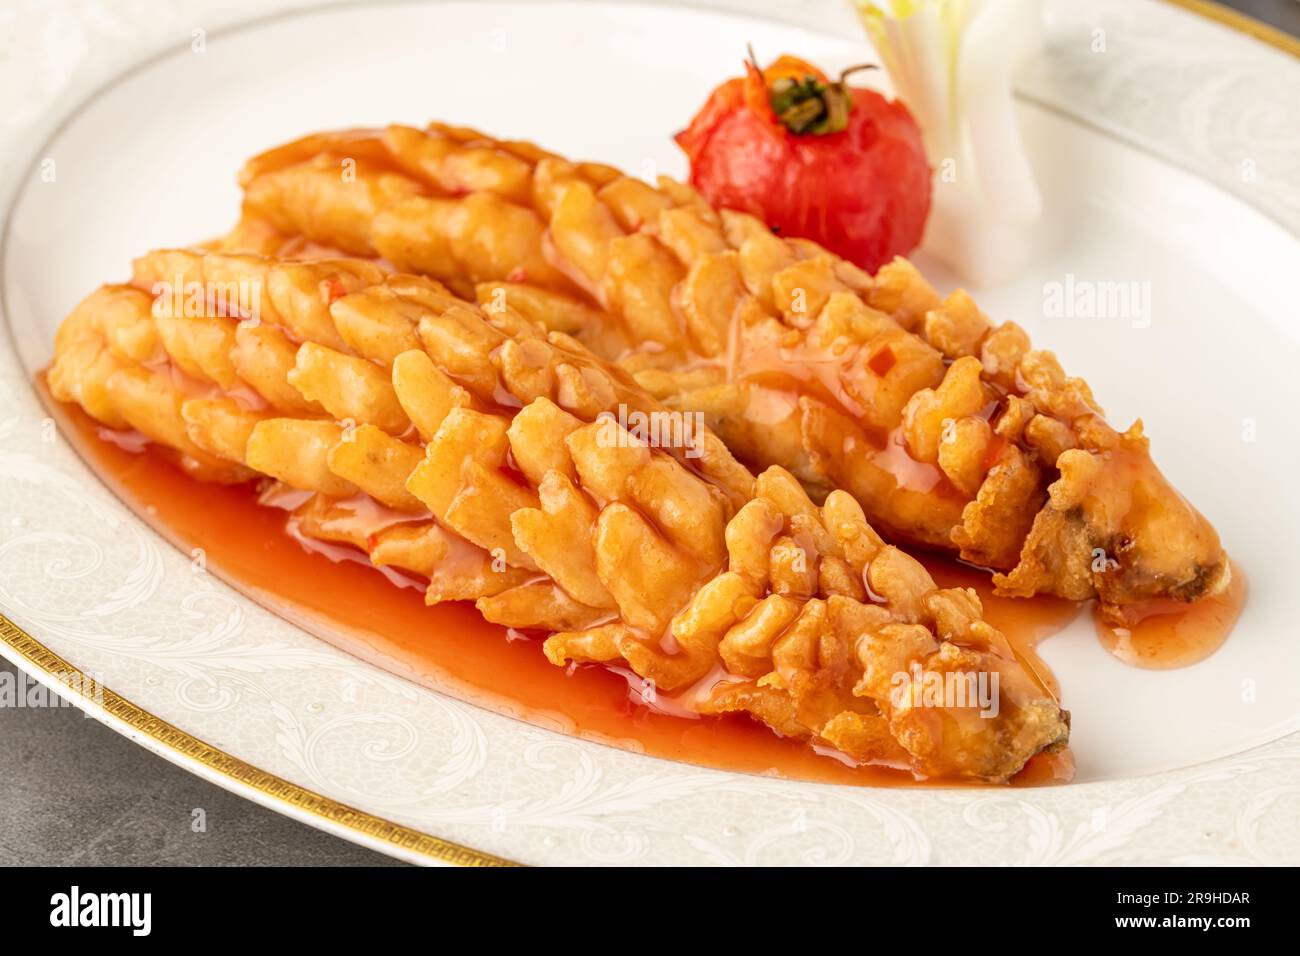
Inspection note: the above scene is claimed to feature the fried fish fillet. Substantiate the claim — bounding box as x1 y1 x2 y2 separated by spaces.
229 123 1230 618
48 249 1067 781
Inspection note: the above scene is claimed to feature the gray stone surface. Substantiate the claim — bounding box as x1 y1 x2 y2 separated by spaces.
0 658 402 866
1230 0 1300 36
0 0 1292 868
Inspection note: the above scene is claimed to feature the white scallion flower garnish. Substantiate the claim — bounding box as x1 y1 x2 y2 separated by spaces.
851 0 1045 285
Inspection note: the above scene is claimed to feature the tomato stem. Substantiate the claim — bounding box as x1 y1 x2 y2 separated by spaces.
768 63 878 136
838 63 879 84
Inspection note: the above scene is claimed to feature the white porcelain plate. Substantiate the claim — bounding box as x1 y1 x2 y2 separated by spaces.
2 0 1299 865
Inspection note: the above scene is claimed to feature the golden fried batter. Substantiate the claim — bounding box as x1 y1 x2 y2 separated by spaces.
226 123 1228 615
49 249 1066 781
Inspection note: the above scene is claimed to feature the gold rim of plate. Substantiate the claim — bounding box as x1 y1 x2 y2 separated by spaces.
0 615 518 867
1163 0 1300 58
0 0 1292 869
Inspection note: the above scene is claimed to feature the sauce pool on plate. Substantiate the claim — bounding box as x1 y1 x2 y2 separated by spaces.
40 381 1242 787
1092 568 1247 669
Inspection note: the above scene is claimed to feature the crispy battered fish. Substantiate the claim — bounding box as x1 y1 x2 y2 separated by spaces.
49 251 1067 781
229 123 1229 617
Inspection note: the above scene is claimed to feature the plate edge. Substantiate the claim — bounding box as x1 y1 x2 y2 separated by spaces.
1162 0 1300 59
0 612 521 868
0 0 1293 867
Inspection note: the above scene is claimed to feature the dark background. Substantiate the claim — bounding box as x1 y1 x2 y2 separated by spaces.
1 0 1294 867
1228 0 1300 34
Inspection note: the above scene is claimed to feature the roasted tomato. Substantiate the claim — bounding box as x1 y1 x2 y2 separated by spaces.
676 54 931 273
